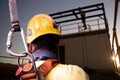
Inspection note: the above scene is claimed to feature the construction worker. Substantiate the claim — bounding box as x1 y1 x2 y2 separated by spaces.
21 13 89 80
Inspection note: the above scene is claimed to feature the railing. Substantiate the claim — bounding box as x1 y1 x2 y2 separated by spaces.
59 18 106 35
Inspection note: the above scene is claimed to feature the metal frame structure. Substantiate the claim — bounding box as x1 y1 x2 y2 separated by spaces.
49 3 108 30
112 0 120 75
49 3 112 67
50 2 120 75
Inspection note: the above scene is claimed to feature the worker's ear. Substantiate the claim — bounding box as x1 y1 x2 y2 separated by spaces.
28 44 34 53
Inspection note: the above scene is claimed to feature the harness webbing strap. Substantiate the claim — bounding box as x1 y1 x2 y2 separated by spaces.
38 59 60 76
21 59 60 79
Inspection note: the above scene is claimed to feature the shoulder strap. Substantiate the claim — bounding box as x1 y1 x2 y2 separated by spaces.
20 59 60 76
37 59 60 76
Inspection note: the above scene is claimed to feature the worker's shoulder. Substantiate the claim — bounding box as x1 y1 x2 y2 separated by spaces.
53 64 86 73
46 64 89 80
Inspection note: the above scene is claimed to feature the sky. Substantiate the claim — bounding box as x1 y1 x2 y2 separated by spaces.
0 0 120 64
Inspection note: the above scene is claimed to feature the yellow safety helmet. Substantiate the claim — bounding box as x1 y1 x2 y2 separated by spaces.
26 14 60 44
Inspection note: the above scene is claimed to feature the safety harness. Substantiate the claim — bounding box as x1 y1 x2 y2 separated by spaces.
22 59 60 78
16 50 60 79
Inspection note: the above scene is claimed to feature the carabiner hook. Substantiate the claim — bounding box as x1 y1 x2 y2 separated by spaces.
6 28 27 57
